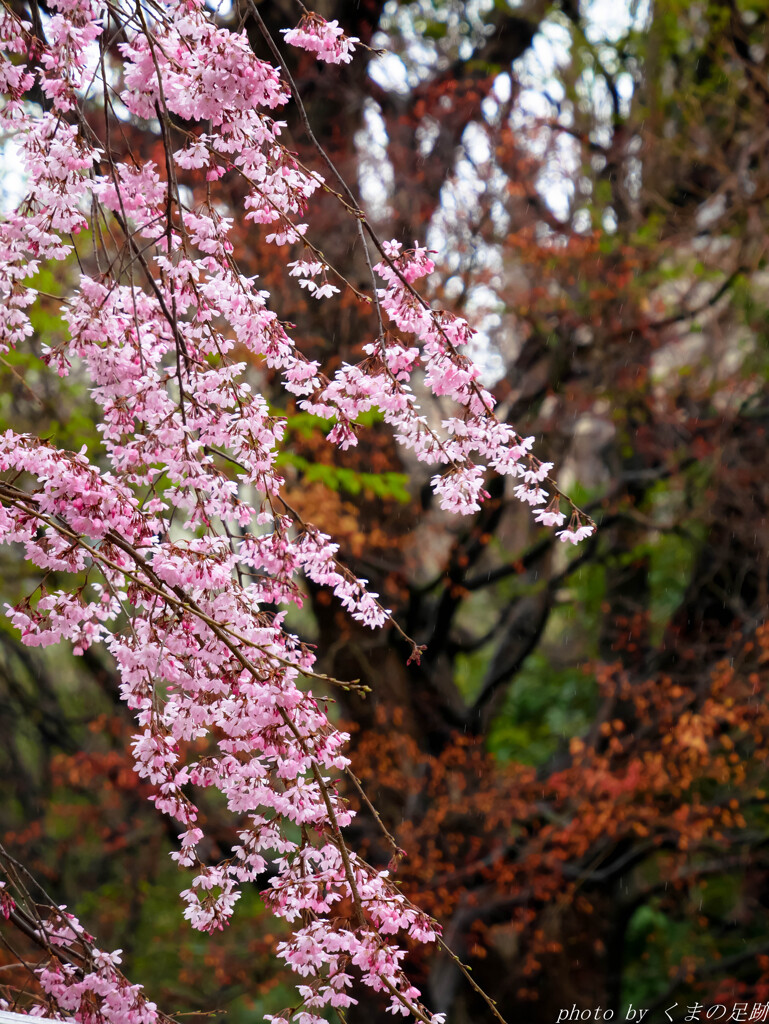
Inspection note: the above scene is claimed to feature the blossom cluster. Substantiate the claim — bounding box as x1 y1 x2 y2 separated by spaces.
0 896 161 1024
282 13 359 65
0 0 593 1021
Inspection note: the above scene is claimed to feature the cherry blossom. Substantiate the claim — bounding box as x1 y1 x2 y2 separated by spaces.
0 0 595 1021
282 12 359 65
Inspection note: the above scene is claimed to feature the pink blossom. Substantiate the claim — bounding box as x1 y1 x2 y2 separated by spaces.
282 14 359 65
558 524 596 544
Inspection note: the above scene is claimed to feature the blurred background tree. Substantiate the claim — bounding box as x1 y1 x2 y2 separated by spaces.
3 0 769 1021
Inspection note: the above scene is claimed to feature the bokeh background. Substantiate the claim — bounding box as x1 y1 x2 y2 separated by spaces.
3 0 769 1021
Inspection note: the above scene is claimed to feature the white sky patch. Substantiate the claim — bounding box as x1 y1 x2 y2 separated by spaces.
493 73 512 105
207 0 234 17
0 137 26 213
368 52 412 95
356 99 395 221
462 122 492 165
585 0 651 42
